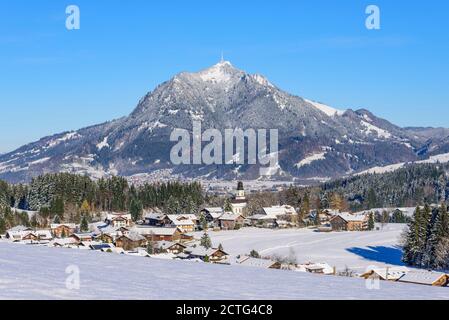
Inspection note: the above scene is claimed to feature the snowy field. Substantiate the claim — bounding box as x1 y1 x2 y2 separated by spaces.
202 224 407 272
1 241 449 300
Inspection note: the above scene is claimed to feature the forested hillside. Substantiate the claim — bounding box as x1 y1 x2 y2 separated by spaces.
321 163 449 211
0 173 204 231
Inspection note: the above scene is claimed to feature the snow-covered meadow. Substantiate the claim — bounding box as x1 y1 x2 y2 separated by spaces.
1 240 449 300
202 224 407 272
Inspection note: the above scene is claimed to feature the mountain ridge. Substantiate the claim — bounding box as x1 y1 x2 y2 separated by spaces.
1 60 448 184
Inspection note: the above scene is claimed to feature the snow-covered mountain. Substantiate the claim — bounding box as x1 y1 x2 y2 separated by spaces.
1 60 448 183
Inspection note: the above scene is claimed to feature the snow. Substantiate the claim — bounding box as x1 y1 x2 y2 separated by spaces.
47 132 81 148
96 137 109 150
304 99 345 117
1 241 448 300
29 157 51 165
198 61 233 83
357 152 449 175
360 120 392 139
295 152 326 168
357 162 406 175
202 225 408 272
252 74 273 87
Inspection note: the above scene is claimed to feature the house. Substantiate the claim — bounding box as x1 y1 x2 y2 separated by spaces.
309 209 340 224
165 215 196 233
249 205 297 228
132 226 183 242
230 181 247 215
19 229 53 242
115 232 147 250
296 263 335 275
219 213 245 230
105 212 132 228
70 233 94 242
5 226 33 241
397 271 449 287
89 243 115 251
360 267 409 281
236 256 281 269
144 212 166 227
249 214 278 228
48 237 79 248
50 224 77 238
199 207 224 228
21 232 39 242
329 213 368 231
154 241 187 254
184 247 229 263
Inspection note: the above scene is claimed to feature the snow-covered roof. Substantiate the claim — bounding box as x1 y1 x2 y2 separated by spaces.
50 223 76 229
35 230 52 239
249 214 277 221
237 256 279 269
202 207 224 219
398 271 448 285
133 226 179 236
334 213 367 223
166 215 196 226
119 232 146 242
7 225 32 233
105 212 131 221
262 205 296 218
144 212 165 220
185 247 228 257
361 267 409 281
219 213 242 221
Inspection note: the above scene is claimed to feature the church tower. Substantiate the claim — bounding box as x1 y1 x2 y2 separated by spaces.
230 181 247 215
236 181 245 200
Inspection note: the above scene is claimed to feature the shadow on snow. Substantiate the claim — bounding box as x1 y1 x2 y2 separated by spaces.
346 246 404 266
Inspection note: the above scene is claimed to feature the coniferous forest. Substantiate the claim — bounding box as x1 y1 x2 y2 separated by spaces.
0 173 204 231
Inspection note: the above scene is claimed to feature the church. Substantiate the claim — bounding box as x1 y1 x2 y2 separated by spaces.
230 181 247 215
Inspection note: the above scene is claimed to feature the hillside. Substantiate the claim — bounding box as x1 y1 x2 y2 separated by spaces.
1 242 448 300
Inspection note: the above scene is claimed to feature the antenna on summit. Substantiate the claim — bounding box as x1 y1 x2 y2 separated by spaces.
220 51 224 63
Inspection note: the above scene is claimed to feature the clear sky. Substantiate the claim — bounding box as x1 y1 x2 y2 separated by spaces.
1 0 448 153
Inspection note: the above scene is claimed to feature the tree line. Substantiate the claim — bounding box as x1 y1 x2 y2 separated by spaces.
0 173 204 230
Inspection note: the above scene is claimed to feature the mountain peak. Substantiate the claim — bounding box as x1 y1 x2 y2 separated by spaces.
197 60 244 84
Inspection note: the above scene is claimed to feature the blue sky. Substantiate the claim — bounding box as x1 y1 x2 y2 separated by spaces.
0 0 448 153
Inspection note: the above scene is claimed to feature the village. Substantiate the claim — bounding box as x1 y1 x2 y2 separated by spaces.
1 181 449 289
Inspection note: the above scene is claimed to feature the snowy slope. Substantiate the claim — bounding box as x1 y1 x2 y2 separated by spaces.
202 225 407 272
0 241 448 300
358 152 449 175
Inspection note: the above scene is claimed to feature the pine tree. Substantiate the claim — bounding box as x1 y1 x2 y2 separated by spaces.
249 249 260 258
402 206 425 266
146 240 155 255
330 193 343 212
200 233 212 249
368 212 375 231
0 215 6 234
223 199 233 212
53 214 61 224
80 215 89 232
199 214 208 231
129 198 143 222
423 204 449 269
